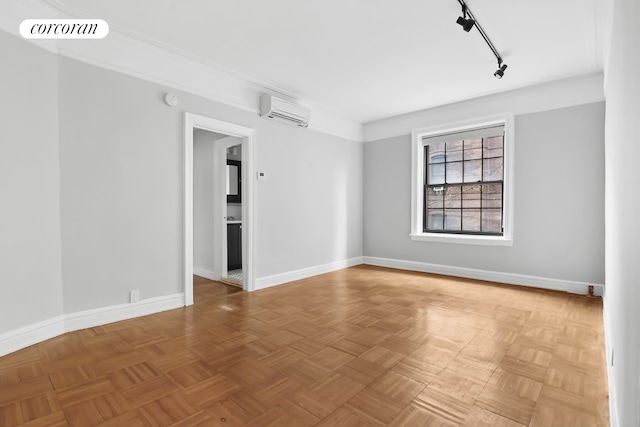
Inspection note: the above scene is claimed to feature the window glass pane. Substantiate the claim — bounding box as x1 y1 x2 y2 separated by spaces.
462 185 481 208
444 209 461 230
464 159 482 183
462 209 481 232
428 143 445 163
426 187 444 208
483 157 503 181
463 139 482 160
482 209 502 233
427 211 444 230
446 162 463 183
483 136 503 158
422 124 506 237
444 186 461 208
446 141 463 162
428 163 445 185
482 183 502 209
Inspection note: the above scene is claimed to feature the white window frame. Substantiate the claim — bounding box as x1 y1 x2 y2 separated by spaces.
410 113 514 246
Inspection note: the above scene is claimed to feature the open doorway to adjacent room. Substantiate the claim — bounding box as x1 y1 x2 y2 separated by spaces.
184 113 255 306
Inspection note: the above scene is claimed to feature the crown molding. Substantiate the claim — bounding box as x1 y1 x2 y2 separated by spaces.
1 0 363 141
363 72 605 142
0 0 62 52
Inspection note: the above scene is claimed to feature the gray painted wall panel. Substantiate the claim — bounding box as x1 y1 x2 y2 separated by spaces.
364 102 605 285
57 56 362 312
0 32 64 333
59 58 184 312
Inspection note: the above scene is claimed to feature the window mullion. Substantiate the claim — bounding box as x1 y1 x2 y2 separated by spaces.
424 145 428 232
413 117 510 242
461 140 465 232
421 128 505 237
480 137 485 233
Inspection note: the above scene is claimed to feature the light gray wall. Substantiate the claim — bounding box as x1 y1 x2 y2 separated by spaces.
603 0 640 424
58 58 184 312
256 121 363 277
0 32 64 333
193 130 216 275
57 55 362 312
364 102 605 285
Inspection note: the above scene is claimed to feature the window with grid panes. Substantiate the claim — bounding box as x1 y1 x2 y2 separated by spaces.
424 125 504 235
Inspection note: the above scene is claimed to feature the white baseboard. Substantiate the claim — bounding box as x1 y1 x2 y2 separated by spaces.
363 256 604 296
1 257 605 358
0 315 66 358
0 294 184 357
193 267 217 281
255 257 364 291
64 293 185 333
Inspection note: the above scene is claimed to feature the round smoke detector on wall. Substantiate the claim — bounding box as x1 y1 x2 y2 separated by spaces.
164 93 178 107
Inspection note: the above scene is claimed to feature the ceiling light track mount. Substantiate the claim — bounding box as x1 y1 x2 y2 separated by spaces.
455 0 508 79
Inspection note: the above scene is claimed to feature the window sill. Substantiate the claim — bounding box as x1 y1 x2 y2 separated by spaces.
410 233 513 247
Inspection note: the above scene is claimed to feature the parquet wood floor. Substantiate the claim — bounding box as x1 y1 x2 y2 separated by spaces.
193 276 242 304
0 266 609 426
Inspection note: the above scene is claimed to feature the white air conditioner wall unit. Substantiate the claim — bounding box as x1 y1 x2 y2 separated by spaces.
260 94 310 128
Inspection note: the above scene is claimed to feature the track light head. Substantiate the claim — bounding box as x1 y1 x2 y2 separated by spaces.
456 16 475 32
494 63 508 79
456 0 508 79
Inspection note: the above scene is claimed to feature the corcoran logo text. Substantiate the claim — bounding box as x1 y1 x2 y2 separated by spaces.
20 19 109 39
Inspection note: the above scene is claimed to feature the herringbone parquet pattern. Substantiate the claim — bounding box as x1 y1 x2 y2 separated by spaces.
0 266 609 426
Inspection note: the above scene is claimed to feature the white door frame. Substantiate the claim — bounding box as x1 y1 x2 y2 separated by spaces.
184 112 256 306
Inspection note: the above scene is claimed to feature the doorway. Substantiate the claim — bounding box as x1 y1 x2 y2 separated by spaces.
224 143 243 287
184 113 255 306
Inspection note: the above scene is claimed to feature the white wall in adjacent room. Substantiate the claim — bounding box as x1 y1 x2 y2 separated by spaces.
193 129 217 277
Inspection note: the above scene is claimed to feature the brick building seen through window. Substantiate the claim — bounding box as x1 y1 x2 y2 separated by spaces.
424 128 504 235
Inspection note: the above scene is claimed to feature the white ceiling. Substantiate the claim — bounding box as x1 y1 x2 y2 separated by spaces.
47 0 604 124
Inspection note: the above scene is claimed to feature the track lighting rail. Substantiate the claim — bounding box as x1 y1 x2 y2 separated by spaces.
455 0 508 78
